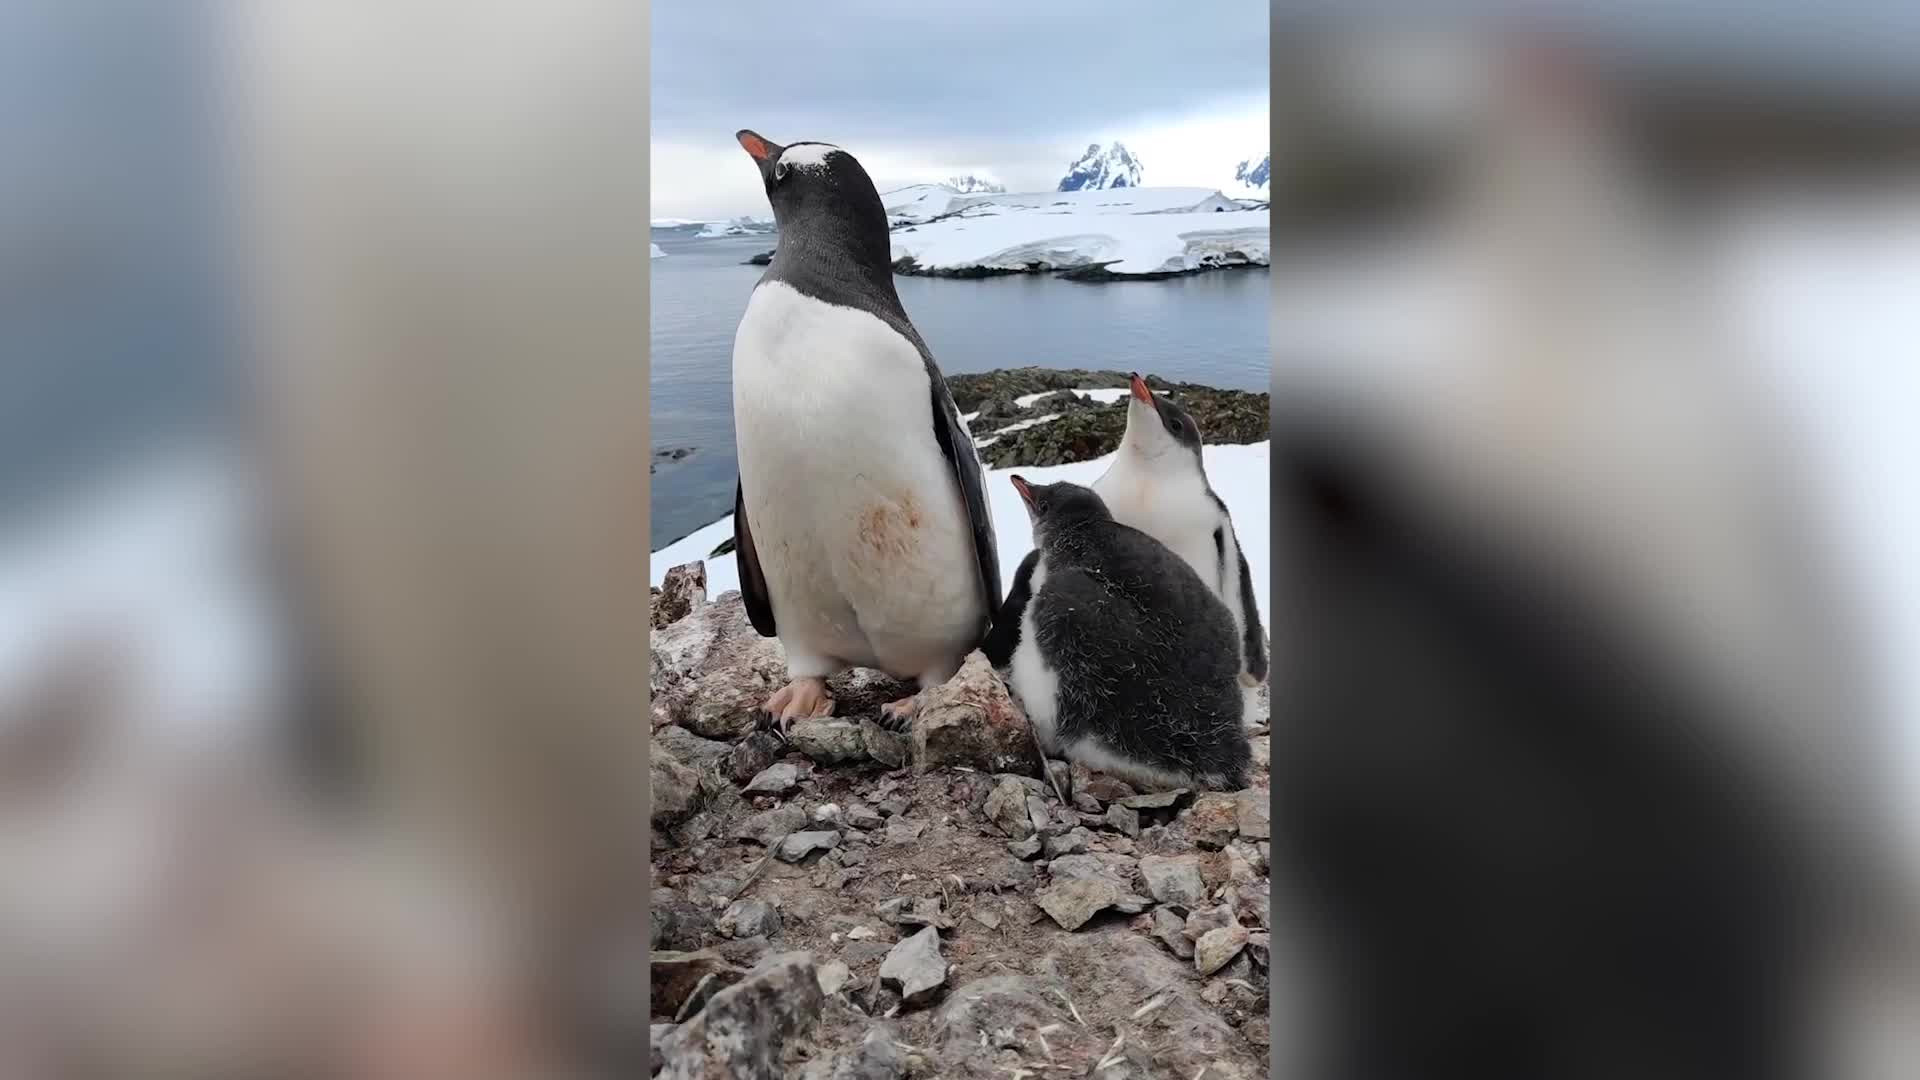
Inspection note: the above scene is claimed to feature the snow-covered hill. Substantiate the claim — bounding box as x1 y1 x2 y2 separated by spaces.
887 185 1265 278
947 175 1005 194
1057 142 1144 191
696 215 775 238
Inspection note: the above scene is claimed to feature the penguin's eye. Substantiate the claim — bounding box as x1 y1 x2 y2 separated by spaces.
773 160 790 183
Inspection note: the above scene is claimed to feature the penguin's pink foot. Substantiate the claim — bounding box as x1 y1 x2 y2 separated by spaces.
761 678 834 737
877 693 922 733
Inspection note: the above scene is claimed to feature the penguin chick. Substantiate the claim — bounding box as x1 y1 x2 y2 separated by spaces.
983 476 1250 791
1092 373 1267 686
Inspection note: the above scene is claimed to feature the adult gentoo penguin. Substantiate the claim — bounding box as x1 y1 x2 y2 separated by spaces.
983 476 1248 791
728 129 1001 730
1092 373 1267 686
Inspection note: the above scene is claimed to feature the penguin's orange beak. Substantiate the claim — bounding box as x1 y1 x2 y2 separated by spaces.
736 129 779 164
1010 475 1035 509
1129 372 1153 403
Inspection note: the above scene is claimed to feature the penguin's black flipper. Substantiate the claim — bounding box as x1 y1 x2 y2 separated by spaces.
927 375 1003 634
734 480 776 637
1233 526 1268 683
982 550 1040 668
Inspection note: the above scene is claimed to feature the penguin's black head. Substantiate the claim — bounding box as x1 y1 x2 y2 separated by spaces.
1011 476 1112 533
1122 372 1205 466
735 129 889 252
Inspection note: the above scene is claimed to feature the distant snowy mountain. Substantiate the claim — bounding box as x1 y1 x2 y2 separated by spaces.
947 175 1005 194
1057 143 1143 191
1233 152 1270 191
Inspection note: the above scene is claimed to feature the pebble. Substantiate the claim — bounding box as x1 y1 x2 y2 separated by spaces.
744 762 803 796
1151 907 1195 958
776 831 841 863
1137 853 1209 907
879 926 948 1004
1041 826 1092 858
1195 925 1250 975
1007 835 1043 860
717 898 782 939
844 802 885 830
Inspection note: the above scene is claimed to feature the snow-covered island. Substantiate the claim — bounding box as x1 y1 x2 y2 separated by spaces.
884 184 1268 280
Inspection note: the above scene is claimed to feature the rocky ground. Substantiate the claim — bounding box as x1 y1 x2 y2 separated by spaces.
649 563 1274 1079
948 368 1268 469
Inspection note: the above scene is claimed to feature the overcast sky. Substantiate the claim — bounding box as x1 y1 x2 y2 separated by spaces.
651 0 1269 220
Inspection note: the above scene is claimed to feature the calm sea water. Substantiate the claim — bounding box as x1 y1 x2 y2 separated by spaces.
648 230 1271 547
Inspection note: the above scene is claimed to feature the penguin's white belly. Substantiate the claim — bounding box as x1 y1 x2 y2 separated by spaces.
1007 561 1058 749
1093 473 1227 594
733 281 985 678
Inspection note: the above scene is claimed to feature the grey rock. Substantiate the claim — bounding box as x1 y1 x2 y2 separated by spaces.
1194 924 1249 975
1117 788 1188 811
653 561 707 627
1137 854 1209 907
972 906 1002 929
788 718 869 765
1236 787 1270 839
1082 773 1139 803
816 959 853 996
807 1025 907 1080
983 776 1034 840
654 726 732 772
1183 903 1237 941
1046 852 1138 887
812 803 842 825
1035 876 1127 930
1151 907 1195 958
879 926 948 1004
650 742 704 826
1025 795 1052 836
885 818 927 844
649 949 744 1019
1185 792 1240 848
877 798 908 818
1103 803 1140 837
1044 758 1073 800
744 761 803 796
734 804 807 846
1008 835 1043 860
650 592 788 739
844 802 885 830
861 719 911 768
1072 792 1105 815
718 898 782 939
776 830 841 863
726 730 783 785
912 653 1036 775
1042 826 1092 858
655 952 822 1079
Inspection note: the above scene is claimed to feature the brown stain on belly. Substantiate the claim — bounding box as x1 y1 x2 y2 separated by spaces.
858 494 924 564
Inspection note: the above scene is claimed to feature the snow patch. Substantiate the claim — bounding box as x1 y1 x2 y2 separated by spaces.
893 208 1268 277
650 243 667 259
1013 388 1132 408
779 143 840 170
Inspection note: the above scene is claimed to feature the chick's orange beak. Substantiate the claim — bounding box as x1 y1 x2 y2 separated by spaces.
1010 475 1034 507
1129 372 1153 403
